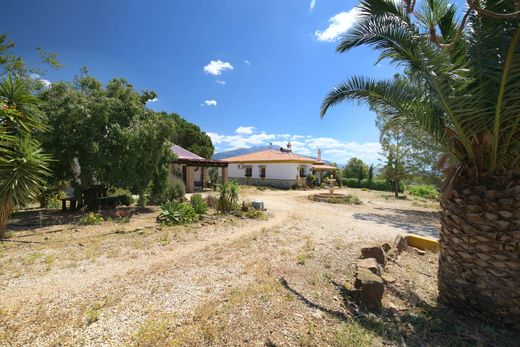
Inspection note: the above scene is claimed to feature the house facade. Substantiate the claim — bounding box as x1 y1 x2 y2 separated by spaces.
221 144 337 189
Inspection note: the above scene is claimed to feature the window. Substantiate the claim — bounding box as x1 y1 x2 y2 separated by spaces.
299 167 306 178
245 167 252 177
259 166 266 178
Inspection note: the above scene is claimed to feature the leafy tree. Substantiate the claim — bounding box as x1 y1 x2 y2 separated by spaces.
321 0 520 324
342 157 369 180
160 112 214 159
0 75 50 235
39 73 174 201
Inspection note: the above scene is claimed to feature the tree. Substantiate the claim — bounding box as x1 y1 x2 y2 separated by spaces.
160 112 214 159
342 157 369 180
0 75 50 235
39 73 174 202
321 0 520 326
380 138 406 198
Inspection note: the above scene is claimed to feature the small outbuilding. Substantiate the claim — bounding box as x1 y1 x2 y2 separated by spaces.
170 145 228 193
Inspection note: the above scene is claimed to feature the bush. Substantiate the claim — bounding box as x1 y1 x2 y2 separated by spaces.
116 194 134 206
306 174 317 187
190 194 208 215
205 194 218 209
341 178 404 193
78 212 104 225
158 201 199 225
149 179 186 204
217 182 239 213
408 184 439 199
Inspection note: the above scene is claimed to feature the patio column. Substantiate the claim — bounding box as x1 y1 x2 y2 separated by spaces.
221 167 228 183
186 166 195 193
201 167 205 189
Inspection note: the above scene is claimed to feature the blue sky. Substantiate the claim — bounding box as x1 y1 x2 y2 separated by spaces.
4 0 407 163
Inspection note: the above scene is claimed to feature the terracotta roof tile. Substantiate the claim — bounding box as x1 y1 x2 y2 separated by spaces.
222 149 316 163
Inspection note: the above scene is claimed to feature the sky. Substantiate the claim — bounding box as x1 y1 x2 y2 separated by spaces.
4 0 407 164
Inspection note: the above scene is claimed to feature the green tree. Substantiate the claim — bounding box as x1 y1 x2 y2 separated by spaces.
39 73 174 201
0 75 50 235
342 157 369 180
321 0 520 324
161 112 214 159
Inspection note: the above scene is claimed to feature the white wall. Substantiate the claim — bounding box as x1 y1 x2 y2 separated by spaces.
227 163 313 180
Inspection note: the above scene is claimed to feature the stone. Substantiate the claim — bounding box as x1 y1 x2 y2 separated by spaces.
355 268 384 310
394 235 408 254
495 220 511 231
381 243 392 252
381 273 396 284
499 211 513 219
485 213 498 221
499 198 514 207
485 190 498 199
361 246 387 267
356 258 381 276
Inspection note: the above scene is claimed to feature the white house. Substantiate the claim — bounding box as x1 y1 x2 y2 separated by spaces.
220 143 337 189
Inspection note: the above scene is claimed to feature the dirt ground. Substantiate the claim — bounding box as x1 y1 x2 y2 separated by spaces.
0 187 518 346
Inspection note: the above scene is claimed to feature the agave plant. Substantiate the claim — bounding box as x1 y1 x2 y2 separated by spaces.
321 0 520 326
0 75 51 236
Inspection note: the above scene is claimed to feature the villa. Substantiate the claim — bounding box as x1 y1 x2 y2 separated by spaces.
221 143 337 189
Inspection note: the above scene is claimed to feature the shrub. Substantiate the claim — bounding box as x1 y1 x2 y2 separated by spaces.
78 212 104 225
408 184 439 200
190 194 208 215
149 179 186 204
217 182 239 213
245 209 267 220
341 178 404 193
205 194 218 209
116 194 134 206
158 201 199 225
306 174 317 187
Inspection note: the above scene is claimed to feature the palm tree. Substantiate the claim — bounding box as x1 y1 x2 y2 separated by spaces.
321 0 520 327
0 75 50 237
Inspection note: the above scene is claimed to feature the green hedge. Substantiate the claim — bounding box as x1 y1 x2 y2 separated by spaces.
341 178 404 193
407 184 439 199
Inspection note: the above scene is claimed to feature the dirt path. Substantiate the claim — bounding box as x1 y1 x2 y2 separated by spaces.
0 188 440 346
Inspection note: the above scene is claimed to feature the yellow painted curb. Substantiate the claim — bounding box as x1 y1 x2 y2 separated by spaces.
405 234 440 251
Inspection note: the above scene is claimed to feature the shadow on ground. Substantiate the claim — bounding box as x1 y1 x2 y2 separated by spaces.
352 208 440 238
279 277 519 346
6 206 155 233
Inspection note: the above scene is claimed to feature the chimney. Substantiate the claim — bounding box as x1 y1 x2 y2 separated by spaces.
317 149 322 161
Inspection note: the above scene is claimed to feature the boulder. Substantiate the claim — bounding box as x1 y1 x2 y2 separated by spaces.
361 246 387 267
356 258 380 276
355 268 384 310
393 235 408 254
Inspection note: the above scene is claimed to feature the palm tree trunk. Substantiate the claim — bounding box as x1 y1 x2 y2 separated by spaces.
0 201 14 239
438 172 520 329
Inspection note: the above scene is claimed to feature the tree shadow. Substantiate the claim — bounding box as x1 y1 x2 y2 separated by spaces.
352 208 440 238
6 206 155 233
279 277 519 346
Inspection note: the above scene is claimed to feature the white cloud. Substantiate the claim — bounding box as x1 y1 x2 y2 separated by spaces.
148 97 158 103
203 60 234 75
309 0 316 12
216 80 226 85
235 126 255 135
244 59 251 66
30 73 51 88
203 99 218 106
208 127 382 164
315 7 361 42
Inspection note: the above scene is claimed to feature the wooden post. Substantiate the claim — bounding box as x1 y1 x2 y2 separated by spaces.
222 167 228 183
186 166 195 193
201 167 205 190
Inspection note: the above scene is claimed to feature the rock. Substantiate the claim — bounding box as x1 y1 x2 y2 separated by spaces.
499 198 514 207
495 220 510 231
356 258 381 276
394 235 408 254
355 268 384 310
361 246 387 267
416 249 426 256
381 243 392 252
381 273 396 284
499 211 513 219
485 212 498 221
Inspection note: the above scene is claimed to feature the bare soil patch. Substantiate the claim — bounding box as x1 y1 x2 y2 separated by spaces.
0 187 517 346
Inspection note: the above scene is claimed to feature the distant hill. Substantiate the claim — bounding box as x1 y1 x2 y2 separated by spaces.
213 146 343 167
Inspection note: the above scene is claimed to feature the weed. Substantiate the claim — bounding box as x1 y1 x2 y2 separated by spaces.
158 201 199 225
297 254 307 265
133 314 175 345
78 212 104 226
158 232 171 246
335 318 375 346
24 252 43 265
85 302 103 325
